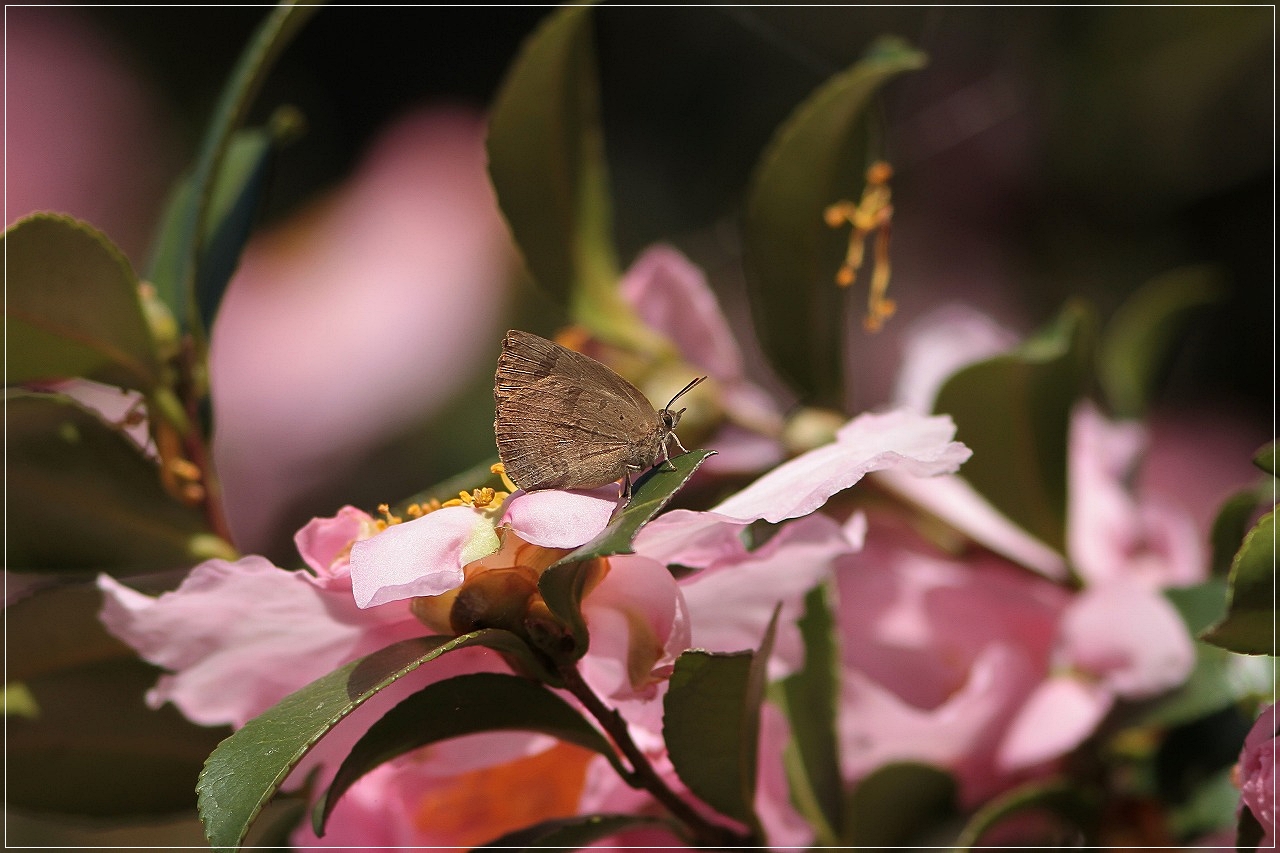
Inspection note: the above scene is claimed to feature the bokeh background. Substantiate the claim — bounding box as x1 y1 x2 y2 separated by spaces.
5 5 1272 845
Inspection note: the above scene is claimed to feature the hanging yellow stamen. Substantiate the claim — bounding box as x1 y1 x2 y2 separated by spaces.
824 160 897 332
492 462 519 494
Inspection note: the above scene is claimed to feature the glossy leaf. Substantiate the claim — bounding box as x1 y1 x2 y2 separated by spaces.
6 657 230 817
4 214 160 391
1098 266 1224 419
317 672 622 833
149 2 317 336
477 813 672 849
664 608 778 833
5 391 219 574
1210 487 1267 576
1254 441 1276 476
148 116 301 332
197 630 534 853
1201 509 1275 655
777 584 842 844
551 449 716 569
934 301 1094 551
841 762 956 847
5 583 133 683
952 780 1099 849
744 37 926 406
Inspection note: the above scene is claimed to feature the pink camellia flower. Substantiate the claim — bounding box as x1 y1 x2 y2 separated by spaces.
210 107 517 554
1237 703 1277 847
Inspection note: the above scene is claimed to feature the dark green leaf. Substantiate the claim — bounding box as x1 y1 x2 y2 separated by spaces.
1211 487 1268 576
663 608 778 833
148 114 303 331
148 3 317 336
934 301 1095 551
744 37 926 406
317 673 622 833
1201 510 1275 655
952 780 1099 849
1254 441 1276 476
4 583 133 683
477 813 673 849
488 5 638 344
196 630 532 853
5 391 222 574
1166 766 1240 840
841 762 956 847
777 584 842 844
4 214 160 391
551 450 716 569
1098 266 1225 419
5 657 230 818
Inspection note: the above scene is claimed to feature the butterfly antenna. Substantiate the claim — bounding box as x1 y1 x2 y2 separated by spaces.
664 375 707 410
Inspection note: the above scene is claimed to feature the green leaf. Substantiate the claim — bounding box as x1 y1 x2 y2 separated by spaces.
1254 441 1276 477
934 301 1095 551
149 3 317 337
4 583 133 683
489 4 649 348
841 762 956 846
4 214 160 391
1211 487 1268 576
196 630 533 853
148 113 303 332
952 780 1099 849
6 657 230 817
551 449 716 569
776 584 843 844
539 450 716 662
1201 510 1275 655
5 391 221 574
316 673 623 834
663 608 778 834
1167 765 1240 840
477 813 673 849
1098 266 1225 419
744 37 927 406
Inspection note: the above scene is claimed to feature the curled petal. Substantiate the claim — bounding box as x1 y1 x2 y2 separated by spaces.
997 676 1113 772
295 505 378 588
893 304 1019 414
712 410 971 524
349 506 498 608
1059 580 1195 699
632 508 750 569
501 487 618 549
1239 704 1277 845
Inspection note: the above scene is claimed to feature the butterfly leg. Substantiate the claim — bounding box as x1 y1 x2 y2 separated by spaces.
622 465 643 505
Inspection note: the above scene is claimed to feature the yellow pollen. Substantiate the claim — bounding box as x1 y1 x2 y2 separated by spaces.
825 160 897 332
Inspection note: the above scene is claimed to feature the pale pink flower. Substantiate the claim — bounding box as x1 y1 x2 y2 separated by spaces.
1238 704 1277 847
210 107 517 553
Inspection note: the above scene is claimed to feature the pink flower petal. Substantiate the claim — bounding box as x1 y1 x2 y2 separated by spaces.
97 557 423 728
1059 580 1195 699
632 508 750 569
295 505 378 588
681 513 854 679
873 469 1068 580
1239 704 1277 845
996 676 1113 772
349 506 498 608
500 487 619 549
893 304 1019 414
619 244 746 381
711 410 970 524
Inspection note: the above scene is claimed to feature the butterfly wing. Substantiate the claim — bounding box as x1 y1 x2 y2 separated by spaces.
495 331 662 490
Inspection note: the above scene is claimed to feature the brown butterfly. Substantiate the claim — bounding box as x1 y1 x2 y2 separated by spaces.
494 330 705 499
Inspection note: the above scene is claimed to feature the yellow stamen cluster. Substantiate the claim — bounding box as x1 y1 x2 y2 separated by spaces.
373 465 516 530
824 160 897 332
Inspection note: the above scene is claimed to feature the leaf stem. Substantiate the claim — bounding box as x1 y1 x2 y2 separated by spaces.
557 662 752 847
